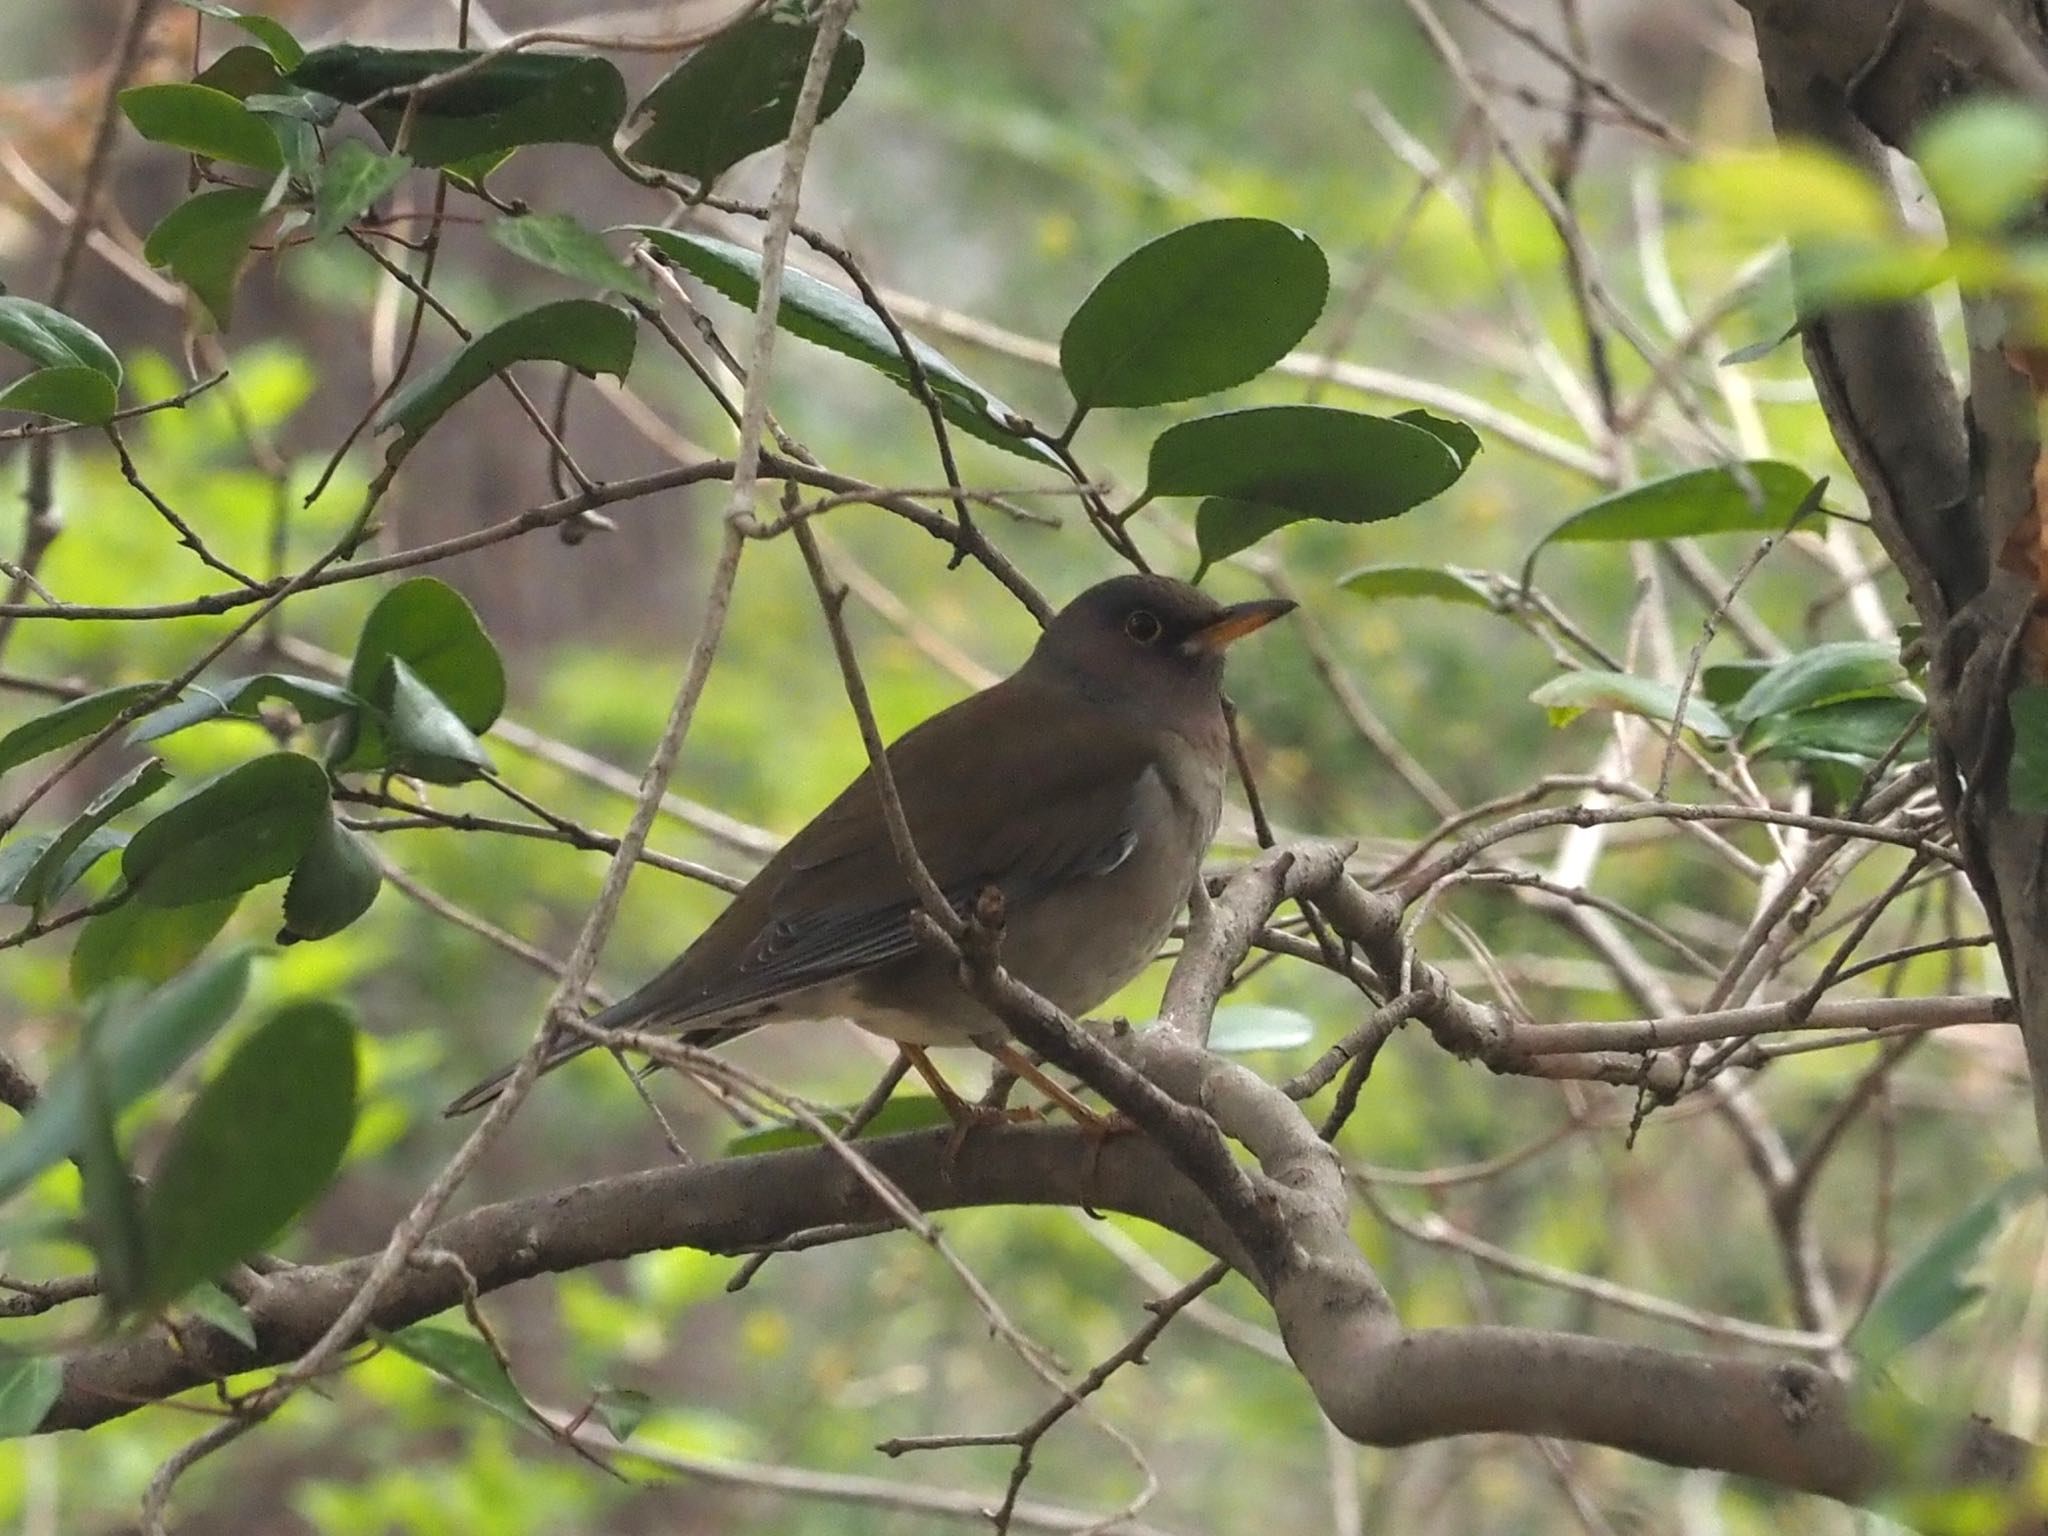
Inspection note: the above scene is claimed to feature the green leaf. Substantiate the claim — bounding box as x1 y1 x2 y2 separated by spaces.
374 657 495 784
337 577 505 766
194 44 286 101
179 1279 257 1348
122 753 330 907
311 140 411 240
1731 641 1911 726
289 46 628 168
1699 661 1775 710
0 951 251 1205
632 227 1052 463
1059 219 1328 411
0 366 119 425
76 1006 145 1314
1857 1169 2043 1365
490 213 654 302
142 187 268 329
0 1357 61 1439
1534 461 1819 557
1146 406 1465 573
379 1320 532 1426
175 0 306 68
624 5 864 184
2009 684 2048 813
1529 671 1732 740
1337 563 1496 608
375 299 634 460
281 811 380 941
593 1385 652 1442
0 296 121 383
1747 696 1927 767
724 1095 954 1157
138 1001 357 1309
1394 408 1482 469
119 83 282 172
1208 1004 1315 1053
0 682 164 776
1915 99 2048 232
71 896 240 999
0 835 56 904
12 758 171 913
131 672 363 745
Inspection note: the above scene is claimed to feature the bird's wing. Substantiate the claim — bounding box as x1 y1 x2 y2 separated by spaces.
597 679 1163 1030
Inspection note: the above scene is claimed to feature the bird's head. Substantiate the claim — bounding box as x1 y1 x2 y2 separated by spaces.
1024 574 1295 714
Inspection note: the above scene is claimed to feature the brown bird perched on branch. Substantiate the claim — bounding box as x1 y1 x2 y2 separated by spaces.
446 574 1294 1122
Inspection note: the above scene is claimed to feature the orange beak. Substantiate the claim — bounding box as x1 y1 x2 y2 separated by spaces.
1184 598 1297 654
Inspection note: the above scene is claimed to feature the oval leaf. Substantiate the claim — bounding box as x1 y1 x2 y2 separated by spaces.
1529 671 1731 741
0 366 120 426
281 811 380 941
376 298 634 459
289 46 627 168
0 1357 61 1440
490 213 654 302
139 1000 358 1309
142 187 269 330
1060 219 1328 410
1337 563 1497 608
118 83 283 172
131 672 364 745
632 227 1052 463
1730 640 1912 726
338 578 505 770
624 6 864 184
1540 461 1819 549
1747 696 1926 766
1208 1004 1315 1053
0 296 121 383
174 0 306 68
122 753 330 907
312 140 412 240
71 896 240 999
377 1320 531 1425
0 950 251 1204
0 682 165 776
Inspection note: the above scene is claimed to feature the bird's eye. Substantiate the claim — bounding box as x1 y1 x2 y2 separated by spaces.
1123 609 1163 644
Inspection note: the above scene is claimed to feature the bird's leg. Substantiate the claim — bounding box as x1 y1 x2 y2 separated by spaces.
984 1042 1129 1133
901 1045 977 1126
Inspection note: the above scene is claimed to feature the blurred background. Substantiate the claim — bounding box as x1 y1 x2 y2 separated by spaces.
0 1 2034 1532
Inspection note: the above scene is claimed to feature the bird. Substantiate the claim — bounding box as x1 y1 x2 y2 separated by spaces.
445 573 1295 1122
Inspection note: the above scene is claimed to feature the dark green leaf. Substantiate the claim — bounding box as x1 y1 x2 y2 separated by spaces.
2009 684 2048 813
593 1385 652 1442
119 83 282 172
1699 661 1775 710
179 1279 257 1348
71 896 240 999
0 366 119 426
138 1000 357 1308
281 811 381 941
142 187 268 329
0 682 164 775
175 0 306 68
1059 219 1328 410
1336 563 1496 608
632 228 1053 463
1394 408 1482 469
0 1357 61 1439
1530 671 1732 740
122 753 329 907
13 759 171 912
1538 461 1819 549
194 45 286 100
725 1095 954 1157
623 7 864 184
336 577 505 776
379 1320 532 1426
0 296 121 383
0 834 56 904
490 213 654 302
1732 641 1912 726
375 658 495 783
289 46 627 168
0 952 250 1204
77 1007 145 1314
312 140 411 240
1747 696 1926 766
1857 1169 2043 1364
375 299 634 460
1147 406 1464 573
1208 1004 1315 1052
131 672 363 745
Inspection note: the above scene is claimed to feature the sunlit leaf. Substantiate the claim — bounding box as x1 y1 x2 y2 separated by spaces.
0 366 119 426
71 896 240 999
0 1357 61 1439
1059 218 1328 410
1529 670 1731 740
0 296 121 383
1208 1004 1315 1053
1915 98 2048 231
632 227 1053 463
1675 144 1892 245
1538 461 1820 550
122 753 330 907
379 1320 533 1427
119 83 283 172
624 5 864 184
1337 563 1496 608
138 1000 357 1309
179 1279 257 1348
175 0 306 68
142 187 269 329
311 140 411 240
